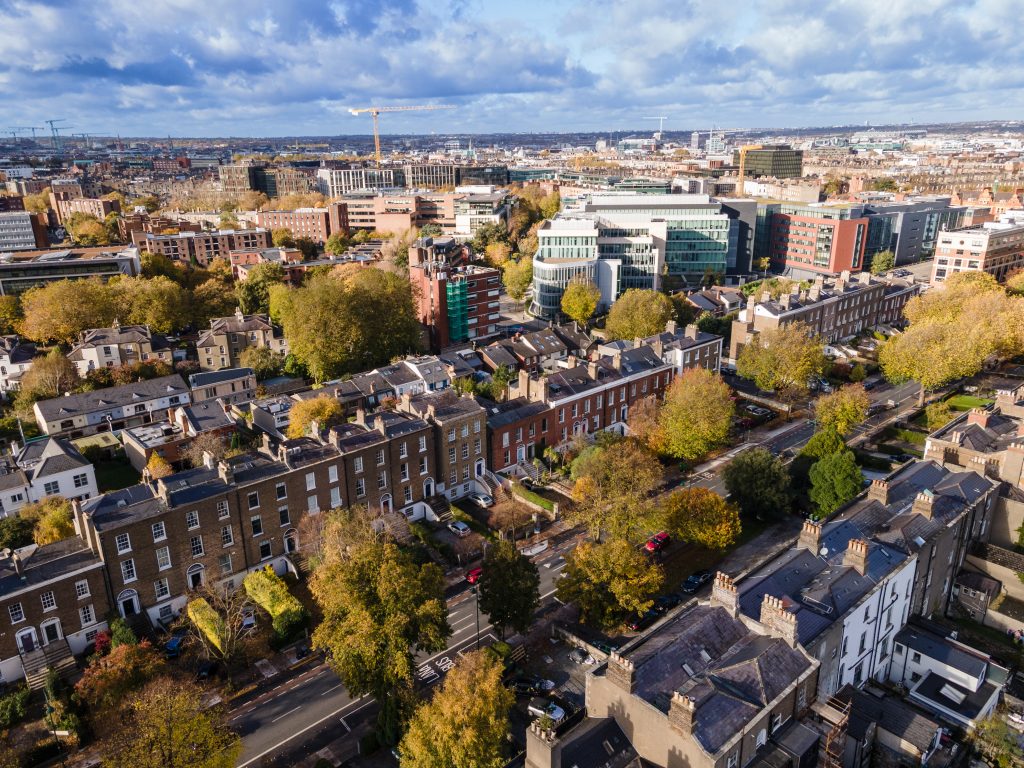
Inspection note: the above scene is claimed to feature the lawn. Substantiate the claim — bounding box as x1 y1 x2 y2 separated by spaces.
95 458 141 492
510 482 555 512
881 426 927 445
945 394 994 411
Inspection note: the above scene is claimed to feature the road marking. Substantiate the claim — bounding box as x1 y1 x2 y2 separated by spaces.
271 705 302 723
237 696 373 767
340 717 351 733
321 683 343 696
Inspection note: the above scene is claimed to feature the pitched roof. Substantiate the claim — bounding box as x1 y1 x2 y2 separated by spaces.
189 368 255 389
17 436 91 480
34 374 189 421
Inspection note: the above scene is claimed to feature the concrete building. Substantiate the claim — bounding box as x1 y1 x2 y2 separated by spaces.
0 247 141 295
733 146 804 178
196 311 288 371
67 323 174 377
255 203 348 244
138 228 271 267
930 217 1024 284
409 258 501 351
861 197 969 267
219 163 312 197
452 186 511 236
48 192 119 227
315 167 401 197
336 191 459 234
0 211 48 251
729 272 918 361
758 202 870 278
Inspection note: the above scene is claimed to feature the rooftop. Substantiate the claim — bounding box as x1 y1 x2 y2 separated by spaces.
189 367 255 389
34 374 189 421
0 539 104 597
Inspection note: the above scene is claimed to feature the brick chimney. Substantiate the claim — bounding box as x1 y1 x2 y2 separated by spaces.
606 651 636 693
760 594 799 647
867 479 890 505
967 408 991 429
685 324 699 340
587 360 600 380
612 351 623 372
525 720 561 768
843 539 869 576
798 520 821 552
353 407 367 427
665 319 678 335
912 490 935 519
217 458 234 485
669 692 697 737
518 368 531 398
711 571 739 617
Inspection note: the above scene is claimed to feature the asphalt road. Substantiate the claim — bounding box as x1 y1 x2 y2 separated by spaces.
233 536 575 767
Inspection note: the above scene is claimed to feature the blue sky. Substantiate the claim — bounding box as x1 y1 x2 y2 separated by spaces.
0 0 1020 137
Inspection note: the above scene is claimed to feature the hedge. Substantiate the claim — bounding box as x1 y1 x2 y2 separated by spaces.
0 685 29 728
244 566 306 639
187 598 226 655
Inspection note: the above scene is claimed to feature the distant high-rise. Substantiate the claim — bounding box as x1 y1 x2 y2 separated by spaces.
733 145 804 179
690 131 700 151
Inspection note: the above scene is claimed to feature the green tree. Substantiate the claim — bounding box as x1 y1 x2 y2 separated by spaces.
556 539 664 628
477 541 540 638
98 677 240 768
236 262 286 315
418 224 444 238
311 515 449 744
560 279 601 325
240 345 285 380
325 232 350 255
870 250 895 275
287 395 343 438
924 401 954 430
470 222 510 254
18 278 117 344
972 714 1023 768
113 276 190 333
399 651 513 768
75 641 166 731
501 257 533 302
294 237 318 260
135 195 160 213
723 447 791 520
869 177 899 192
109 617 138 648
809 449 862 517
658 368 734 461
849 363 866 382
0 295 21 335
271 227 295 248
815 384 869 435
0 515 35 549
661 487 741 551
605 289 674 341
736 322 825 398
18 348 80 402
1006 269 1024 297
800 425 846 461
190 278 237 327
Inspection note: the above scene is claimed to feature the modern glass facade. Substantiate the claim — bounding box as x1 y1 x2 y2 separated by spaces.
445 280 469 343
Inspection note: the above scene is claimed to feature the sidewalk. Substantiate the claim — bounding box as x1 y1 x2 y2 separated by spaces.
690 418 811 476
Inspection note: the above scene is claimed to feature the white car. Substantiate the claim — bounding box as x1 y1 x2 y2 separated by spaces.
467 492 494 508
527 698 565 724
448 521 472 537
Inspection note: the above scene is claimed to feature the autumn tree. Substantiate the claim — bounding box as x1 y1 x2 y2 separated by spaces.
569 439 664 542
605 289 674 340
182 432 229 469
18 348 79 402
658 368 734 461
661 487 741 550
186 586 254 665
236 262 286 315
484 241 512 267
809 449 862 518
502 256 533 302
146 453 173 480
627 395 667 454
310 511 449 744
477 541 540 638
75 641 166 731
240 345 284 380
65 212 109 246
21 497 75 545
190 278 237 328
112 276 190 333
325 232 349 256
723 447 791 520
399 651 513 768
271 227 295 248
972 714 1023 768
736 322 826 398
560 279 601 326
815 384 869 435
98 677 240 768
0 295 21 335
18 278 117 344
287 395 343 438
870 250 896 275
1006 269 1024 298
23 188 50 214
556 539 664 628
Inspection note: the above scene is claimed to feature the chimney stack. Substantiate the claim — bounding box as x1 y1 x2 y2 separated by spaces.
760 594 799 647
844 539 869 575
202 451 216 470
798 520 821 552
867 479 890 505
665 319 678 335
354 407 367 427
606 651 636 693
518 368 530 398
967 408 991 429
711 571 739 616
217 459 234 486
685 324 699 340
587 360 600 380
912 490 935 519
669 692 697 737
612 351 623 371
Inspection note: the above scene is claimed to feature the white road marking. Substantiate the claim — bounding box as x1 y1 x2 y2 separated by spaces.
271 705 302 723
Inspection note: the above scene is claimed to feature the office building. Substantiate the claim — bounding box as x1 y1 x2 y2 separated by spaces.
930 217 1024 284
219 163 312 197
315 167 401 196
733 145 804 178
862 198 969 267
452 187 511 236
337 191 459 233
758 202 870 277
256 203 348 244
0 211 47 251
0 247 141 295
139 228 271 266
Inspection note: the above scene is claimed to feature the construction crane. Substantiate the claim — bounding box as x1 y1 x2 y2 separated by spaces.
644 116 668 135
736 144 763 188
12 127 43 144
45 119 70 152
348 105 455 166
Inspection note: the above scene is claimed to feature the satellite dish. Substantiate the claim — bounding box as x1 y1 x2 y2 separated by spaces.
819 546 829 557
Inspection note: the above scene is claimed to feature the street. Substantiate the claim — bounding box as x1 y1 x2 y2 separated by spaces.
232 535 574 766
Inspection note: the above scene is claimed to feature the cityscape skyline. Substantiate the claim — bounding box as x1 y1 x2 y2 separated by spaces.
1 0 1021 137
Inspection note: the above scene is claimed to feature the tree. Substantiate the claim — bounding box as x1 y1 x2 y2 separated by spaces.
470 222 510 254
661 487 742 551
218 212 239 230
325 232 350 256
484 241 512 267
560 280 601 325
924 401 954 430
239 345 284 380
870 250 895 275
112 276 190 333
18 278 117 344
569 439 664 542
135 194 161 213
627 395 667 455
294 237 319 260
236 262 286 315
723 447 791 520
23 188 50 214
287 395 343 439
972 714 1023 768
18 348 79 401
658 368 734 461
0 515 34 549
146 453 173 480
23 497 75 545
400 650 513 768
0 295 21 335
501 257 533 302
182 432 229 469
556 539 664 628
190 276 237 327
271 228 295 248
98 677 240 768
75 641 166 730
605 289 674 341
419 224 444 238
539 190 561 219
65 212 109 246
477 541 540 638
870 177 899 192
800 425 846 461
109 617 138 648
310 513 449 744
736 322 825 398
815 384 870 435
186 586 254 664
1006 269 1024 297
809 449 862 517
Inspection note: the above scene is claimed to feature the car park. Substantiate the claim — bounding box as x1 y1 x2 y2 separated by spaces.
467 492 494 508
682 570 713 593
448 521 472 537
466 567 483 585
626 609 659 632
644 531 670 553
527 698 565 724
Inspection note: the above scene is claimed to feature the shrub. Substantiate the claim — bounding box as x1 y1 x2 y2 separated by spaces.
243 566 306 639
187 598 226 655
0 685 30 728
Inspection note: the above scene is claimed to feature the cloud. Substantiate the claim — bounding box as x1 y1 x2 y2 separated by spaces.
0 0 1021 135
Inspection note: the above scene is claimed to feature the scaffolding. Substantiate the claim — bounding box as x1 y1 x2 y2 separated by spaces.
811 696 850 768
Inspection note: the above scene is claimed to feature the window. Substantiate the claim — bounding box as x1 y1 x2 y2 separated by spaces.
73 472 89 488
450 471 457 486
404 486 413 504
354 457 364 473
400 463 409 481
727 753 738 768
771 712 783 732
279 506 290 526
449 447 456 463
40 591 56 611
276 483 287 500
305 472 316 491
186 510 199 529
328 465 338 484
911 651 922 663
190 536 204 558
376 449 385 466
156 546 171 570
8 603 24 623
461 444 469 460
43 480 59 495
474 438 481 455
121 559 137 583
221 525 234 547
755 729 767 748
858 632 866 654
248 492 260 509
419 457 428 475
75 580 90 599
448 428 456 443
356 478 366 498
219 554 232 575
418 436 427 452
80 604 95 626
378 472 387 490
880 638 889 660
251 516 263 536
841 637 848 656
217 500 229 519
910 671 922 683
115 532 131 554
260 540 272 560
151 521 166 542
154 579 170 600
399 442 408 458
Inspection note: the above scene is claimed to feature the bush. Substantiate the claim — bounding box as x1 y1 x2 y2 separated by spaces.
243 566 306 639
187 598 226 655
0 685 30 728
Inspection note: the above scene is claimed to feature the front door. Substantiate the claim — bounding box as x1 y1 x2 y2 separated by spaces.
16 628 37 653
42 621 61 645
516 445 526 463
120 595 138 617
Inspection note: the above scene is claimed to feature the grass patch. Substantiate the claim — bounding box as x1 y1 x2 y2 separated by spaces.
450 507 497 540
95 458 142 491
881 426 926 445
945 394 994 411
510 482 555 512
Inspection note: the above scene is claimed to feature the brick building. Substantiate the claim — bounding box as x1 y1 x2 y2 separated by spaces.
121 402 238 472
256 203 348 244
409 260 501 351
930 218 1024 284
138 228 271 267
48 191 119 227
337 191 459 233
758 202 869 278
196 311 288 371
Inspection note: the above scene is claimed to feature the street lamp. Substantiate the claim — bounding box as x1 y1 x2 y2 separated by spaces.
470 585 481 650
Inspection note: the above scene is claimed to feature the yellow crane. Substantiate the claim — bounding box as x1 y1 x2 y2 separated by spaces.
348 105 456 166
736 144 763 188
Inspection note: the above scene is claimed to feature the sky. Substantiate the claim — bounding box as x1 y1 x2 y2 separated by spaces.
0 0 1021 138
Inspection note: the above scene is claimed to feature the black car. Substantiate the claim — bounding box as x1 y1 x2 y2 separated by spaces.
681 570 713 594
652 593 681 614
510 675 556 696
626 609 659 632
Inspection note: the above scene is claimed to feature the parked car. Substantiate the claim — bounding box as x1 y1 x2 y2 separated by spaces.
568 647 596 665
195 660 219 680
626 609 659 632
592 641 618 655
682 570 713 594
510 675 556 695
163 627 189 658
241 606 257 635
644 531 671 553
527 698 566 724
466 567 483 585
744 404 773 419
653 593 681 614
893 453 914 463
448 521 472 537
467 492 494 508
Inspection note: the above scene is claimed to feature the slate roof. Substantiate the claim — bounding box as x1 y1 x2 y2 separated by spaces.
0 335 37 364
895 623 988 679
189 368 255 389
955 570 1001 597
510 328 568 358
557 718 647 768
0 465 28 492
479 342 519 369
836 686 940 752
35 374 189 421
484 397 551 429
71 324 171 352
16 436 91 480
0 539 103 597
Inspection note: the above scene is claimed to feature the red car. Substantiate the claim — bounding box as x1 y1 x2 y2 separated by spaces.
645 531 670 553
466 567 483 585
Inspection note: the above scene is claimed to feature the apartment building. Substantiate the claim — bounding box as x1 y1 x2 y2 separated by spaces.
121 213 202 243
67 323 174 376
33 374 191 438
0 540 111 685
0 247 141 295
758 202 869 278
409 260 501 350
196 311 288 371
599 321 723 375
728 272 918 361
189 368 256 406
138 228 272 267
0 335 37 394
122 402 237 472
229 246 302 281
0 211 48 251
316 164 509 197
315 167 401 197
48 192 119 227
219 163 312 197
256 203 348 244
452 187 511 236
336 191 459 233
0 437 98 518
930 217 1024 284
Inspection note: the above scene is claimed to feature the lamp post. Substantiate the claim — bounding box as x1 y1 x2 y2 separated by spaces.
470 585 481 650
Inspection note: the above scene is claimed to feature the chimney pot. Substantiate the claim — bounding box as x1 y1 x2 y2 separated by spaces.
913 490 935 520
711 571 739 616
868 479 890 505
843 538 869 575
798 520 821 552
